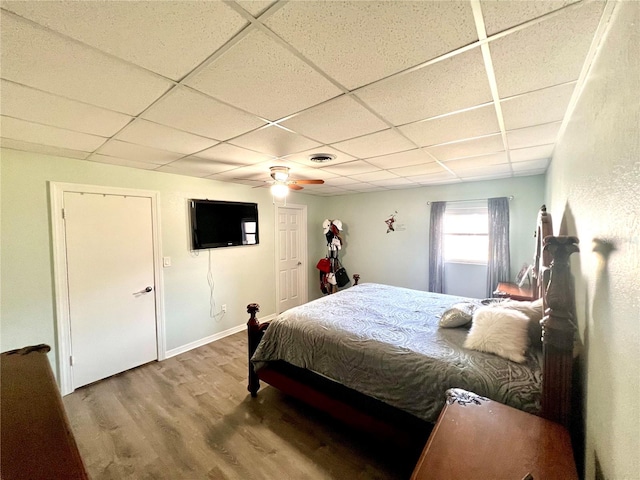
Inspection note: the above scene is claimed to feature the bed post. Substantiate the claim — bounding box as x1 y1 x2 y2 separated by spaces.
541 235 579 428
247 303 266 397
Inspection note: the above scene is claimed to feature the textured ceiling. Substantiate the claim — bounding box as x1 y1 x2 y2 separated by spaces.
0 0 611 195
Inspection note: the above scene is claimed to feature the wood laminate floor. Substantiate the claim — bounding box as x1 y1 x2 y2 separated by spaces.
63 332 425 480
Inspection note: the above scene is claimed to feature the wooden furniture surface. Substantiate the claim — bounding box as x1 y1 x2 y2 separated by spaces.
494 281 535 301
247 205 579 445
411 389 578 480
1 345 89 480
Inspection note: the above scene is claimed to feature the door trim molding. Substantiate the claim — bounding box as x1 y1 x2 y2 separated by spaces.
50 182 166 395
274 203 308 314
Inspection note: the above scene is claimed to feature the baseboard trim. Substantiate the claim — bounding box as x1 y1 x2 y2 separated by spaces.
164 314 276 359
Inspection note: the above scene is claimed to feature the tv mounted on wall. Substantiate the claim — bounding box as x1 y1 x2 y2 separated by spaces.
190 199 259 249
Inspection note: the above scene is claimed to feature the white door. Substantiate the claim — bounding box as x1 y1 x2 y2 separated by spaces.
63 192 157 388
276 205 307 313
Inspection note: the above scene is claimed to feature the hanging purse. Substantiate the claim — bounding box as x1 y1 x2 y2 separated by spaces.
316 257 331 273
335 264 350 287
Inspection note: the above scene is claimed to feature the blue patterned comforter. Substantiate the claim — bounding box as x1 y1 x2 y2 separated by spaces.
251 283 542 422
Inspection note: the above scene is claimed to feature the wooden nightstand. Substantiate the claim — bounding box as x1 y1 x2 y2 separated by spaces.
411 389 577 480
494 282 535 301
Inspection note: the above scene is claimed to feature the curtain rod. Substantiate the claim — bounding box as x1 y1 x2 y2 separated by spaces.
427 195 514 205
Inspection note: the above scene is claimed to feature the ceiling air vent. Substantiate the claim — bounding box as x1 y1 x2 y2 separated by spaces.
309 153 336 163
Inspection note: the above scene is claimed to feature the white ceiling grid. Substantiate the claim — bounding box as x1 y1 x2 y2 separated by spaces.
0 0 612 196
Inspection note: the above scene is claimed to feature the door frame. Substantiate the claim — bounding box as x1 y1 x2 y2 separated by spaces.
274 203 308 314
50 182 166 395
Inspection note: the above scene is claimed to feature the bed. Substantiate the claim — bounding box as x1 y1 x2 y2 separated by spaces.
246 206 579 445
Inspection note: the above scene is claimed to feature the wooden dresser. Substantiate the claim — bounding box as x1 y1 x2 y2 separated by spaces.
1 345 89 480
411 389 578 480
493 282 535 301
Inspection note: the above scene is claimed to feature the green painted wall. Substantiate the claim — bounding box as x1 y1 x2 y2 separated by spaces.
316 175 545 291
0 149 326 376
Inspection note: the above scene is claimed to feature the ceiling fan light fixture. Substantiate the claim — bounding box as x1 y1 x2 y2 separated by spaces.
309 153 336 163
270 183 289 198
270 166 290 182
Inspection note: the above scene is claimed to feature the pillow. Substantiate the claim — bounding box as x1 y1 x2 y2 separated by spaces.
501 298 544 348
439 302 478 328
464 306 530 363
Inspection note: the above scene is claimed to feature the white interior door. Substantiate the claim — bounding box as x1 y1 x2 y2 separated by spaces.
276 205 307 313
63 192 158 388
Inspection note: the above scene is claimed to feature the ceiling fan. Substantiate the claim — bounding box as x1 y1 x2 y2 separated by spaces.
266 166 324 196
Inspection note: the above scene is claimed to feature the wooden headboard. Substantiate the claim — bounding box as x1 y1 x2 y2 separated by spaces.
533 205 580 428
532 205 554 300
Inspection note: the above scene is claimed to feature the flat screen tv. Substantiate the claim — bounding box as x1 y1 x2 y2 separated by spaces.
190 199 259 249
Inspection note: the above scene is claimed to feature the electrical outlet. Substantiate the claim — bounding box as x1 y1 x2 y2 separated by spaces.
222 304 227 313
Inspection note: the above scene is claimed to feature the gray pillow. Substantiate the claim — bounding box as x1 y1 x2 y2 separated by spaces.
439 302 479 328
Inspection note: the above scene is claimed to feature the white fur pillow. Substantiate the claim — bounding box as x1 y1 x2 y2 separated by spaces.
501 298 544 348
464 306 530 363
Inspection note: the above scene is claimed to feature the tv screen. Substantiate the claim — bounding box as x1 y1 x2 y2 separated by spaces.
190 200 259 249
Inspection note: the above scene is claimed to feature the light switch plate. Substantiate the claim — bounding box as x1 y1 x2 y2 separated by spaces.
163 256 171 267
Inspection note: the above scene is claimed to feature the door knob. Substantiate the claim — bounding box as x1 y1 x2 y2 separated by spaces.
297 261 302 265
133 286 153 295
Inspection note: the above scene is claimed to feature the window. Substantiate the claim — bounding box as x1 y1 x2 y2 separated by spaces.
443 201 488 264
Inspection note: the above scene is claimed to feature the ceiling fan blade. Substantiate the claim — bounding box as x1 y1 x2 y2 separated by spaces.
290 179 324 185
288 184 304 191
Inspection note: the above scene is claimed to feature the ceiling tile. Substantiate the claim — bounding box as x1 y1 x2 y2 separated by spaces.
235 1 277 17
501 83 575 130
409 171 459 184
399 104 500 147
356 48 493 125
96 139 184 165
370 177 417 187
0 13 173 116
443 152 508 172
141 87 265 141
281 146 355 166
320 160 380 176
0 137 90 159
426 134 505 162
349 170 400 182
511 158 550 172
1 116 106 151
2 1 247 81
156 156 237 177
194 143 274 165
185 30 342 121
510 144 554 162
0 80 133 137
229 125 321 157
388 162 446 177
213 163 268 181
489 1 605 97
481 0 579 36
507 122 562 150
457 163 513 178
366 149 436 169
265 1 477 90
114 119 218 155
323 176 361 187
280 95 388 144
88 154 161 171
332 129 415 159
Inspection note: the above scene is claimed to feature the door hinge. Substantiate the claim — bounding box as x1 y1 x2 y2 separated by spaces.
62 208 66 219
69 355 74 366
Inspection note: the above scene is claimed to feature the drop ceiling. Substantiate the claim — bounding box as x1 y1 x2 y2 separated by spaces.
0 0 611 196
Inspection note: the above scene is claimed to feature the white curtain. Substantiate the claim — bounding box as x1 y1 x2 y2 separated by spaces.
428 201 447 293
487 197 511 297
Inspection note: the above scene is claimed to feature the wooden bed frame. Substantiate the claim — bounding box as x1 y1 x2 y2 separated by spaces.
247 205 579 445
